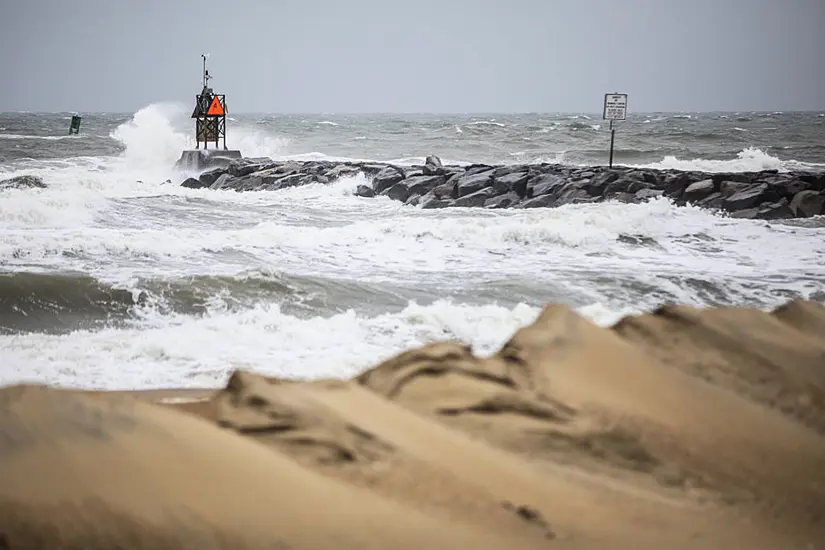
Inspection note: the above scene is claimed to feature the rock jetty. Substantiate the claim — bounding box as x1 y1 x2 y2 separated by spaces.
178 155 825 220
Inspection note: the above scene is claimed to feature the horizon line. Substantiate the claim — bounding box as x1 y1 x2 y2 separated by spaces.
2 109 824 116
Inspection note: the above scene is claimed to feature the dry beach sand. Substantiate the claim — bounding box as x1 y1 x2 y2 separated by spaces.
1 299 824 549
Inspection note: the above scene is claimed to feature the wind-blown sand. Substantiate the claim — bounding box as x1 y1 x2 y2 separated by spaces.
1 300 824 549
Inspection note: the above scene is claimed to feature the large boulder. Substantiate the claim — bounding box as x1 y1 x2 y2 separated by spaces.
663 173 695 198
383 182 412 203
454 187 496 207
264 173 311 191
722 182 782 212
432 181 457 200
227 159 274 178
485 191 520 209
455 171 494 197
233 174 266 192
372 166 405 194
527 173 565 198
682 179 715 202
419 191 451 209
517 194 557 209
198 167 226 187
719 180 750 197
635 188 664 202
789 190 825 218
355 184 375 198
404 175 447 197
210 173 236 190
180 177 207 189
493 171 529 196
584 172 620 196
422 155 445 176
729 200 794 220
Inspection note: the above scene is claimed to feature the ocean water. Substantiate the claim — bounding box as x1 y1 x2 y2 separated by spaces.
1 104 824 390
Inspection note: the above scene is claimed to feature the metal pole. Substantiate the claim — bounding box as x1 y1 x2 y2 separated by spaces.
608 119 616 168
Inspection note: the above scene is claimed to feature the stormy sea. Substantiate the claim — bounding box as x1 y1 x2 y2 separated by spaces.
1 104 824 390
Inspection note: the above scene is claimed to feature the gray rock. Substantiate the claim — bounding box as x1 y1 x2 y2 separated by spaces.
778 179 810 199
663 173 694 198
383 182 412 202
719 180 750 196
422 155 444 176
0 175 47 189
492 165 522 178
605 176 649 196
360 163 388 177
180 177 206 189
325 164 362 180
404 175 447 196
198 167 225 187
405 193 422 206
697 192 723 209
756 201 794 220
432 181 457 199
493 171 529 196
635 188 664 202
372 166 405 194
463 165 495 177
228 159 274 178
419 192 450 209
556 187 594 205
799 172 825 192
456 172 493 197
729 200 793 220
722 182 781 211
639 171 661 187
584 172 620 196
454 187 496 207
485 191 520 209
682 179 715 202
609 192 638 204
210 173 236 190
355 184 375 198
789 190 825 217
518 194 557 209
528 173 566 198
711 172 752 185
234 174 265 192
264 173 307 191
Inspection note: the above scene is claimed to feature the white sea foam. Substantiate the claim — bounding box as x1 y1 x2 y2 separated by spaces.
2 103 824 391
0 300 546 390
628 146 825 173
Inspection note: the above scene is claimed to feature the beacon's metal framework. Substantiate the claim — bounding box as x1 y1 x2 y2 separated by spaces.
191 54 227 149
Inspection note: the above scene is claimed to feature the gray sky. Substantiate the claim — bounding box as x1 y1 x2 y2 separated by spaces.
2 0 823 113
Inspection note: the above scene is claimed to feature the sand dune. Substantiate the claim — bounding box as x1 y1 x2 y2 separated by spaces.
2 300 825 549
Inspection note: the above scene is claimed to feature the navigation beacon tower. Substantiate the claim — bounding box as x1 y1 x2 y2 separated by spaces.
191 54 227 149
175 55 242 171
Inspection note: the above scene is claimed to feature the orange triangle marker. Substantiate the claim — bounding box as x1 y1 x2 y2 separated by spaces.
206 96 225 116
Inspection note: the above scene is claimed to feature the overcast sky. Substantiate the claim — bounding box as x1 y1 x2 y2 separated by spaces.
1 0 823 113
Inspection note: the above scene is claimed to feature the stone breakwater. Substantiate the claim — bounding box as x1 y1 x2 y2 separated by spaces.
179 155 825 219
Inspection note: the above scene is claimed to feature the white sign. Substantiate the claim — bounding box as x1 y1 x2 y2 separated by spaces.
603 93 628 120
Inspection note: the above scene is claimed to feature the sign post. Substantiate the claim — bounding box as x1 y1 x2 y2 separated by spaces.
602 93 627 168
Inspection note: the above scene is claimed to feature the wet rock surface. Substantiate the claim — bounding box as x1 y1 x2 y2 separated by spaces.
178 155 825 220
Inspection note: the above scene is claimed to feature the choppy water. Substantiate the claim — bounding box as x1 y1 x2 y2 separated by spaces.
1 104 824 390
